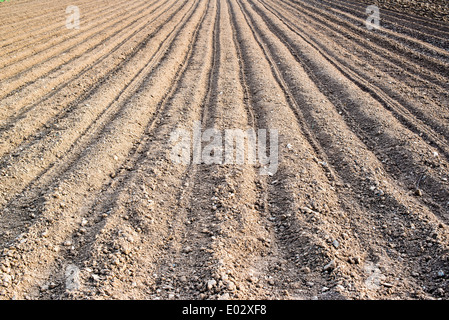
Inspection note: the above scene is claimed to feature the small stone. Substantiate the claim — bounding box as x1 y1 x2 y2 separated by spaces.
207 279 216 291
415 189 422 196
348 256 361 264
332 240 340 248
437 270 445 278
91 274 100 282
1 265 10 274
183 246 192 254
323 260 336 272
1 274 12 284
40 283 49 291
64 240 72 247
226 281 236 291
218 293 230 300
301 207 315 214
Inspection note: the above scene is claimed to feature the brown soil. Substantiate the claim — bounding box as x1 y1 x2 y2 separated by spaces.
360 0 449 22
0 0 449 300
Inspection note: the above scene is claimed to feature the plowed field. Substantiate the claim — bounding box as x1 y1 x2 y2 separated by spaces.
1 0 449 300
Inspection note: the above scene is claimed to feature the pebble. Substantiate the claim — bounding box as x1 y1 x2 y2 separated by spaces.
1 265 10 274
437 270 445 278
91 274 100 282
332 240 340 248
348 256 361 264
381 282 394 288
302 266 311 274
1 273 12 285
207 279 217 291
183 246 192 254
218 293 230 300
301 207 315 214
323 260 336 272
40 283 49 291
226 281 236 291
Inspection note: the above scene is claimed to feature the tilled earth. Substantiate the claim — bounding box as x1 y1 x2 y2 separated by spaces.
361 0 449 22
0 0 449 300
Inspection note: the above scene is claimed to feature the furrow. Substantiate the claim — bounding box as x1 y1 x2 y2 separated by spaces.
0 0 178 157
254 0 449 220
243 0 449 298
0 0 165 90
0 0 129 56
37 0 216 300
0 0 194 212
228 0 366 299
284 0 449 73
312 0 449 49
0 0 208 299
